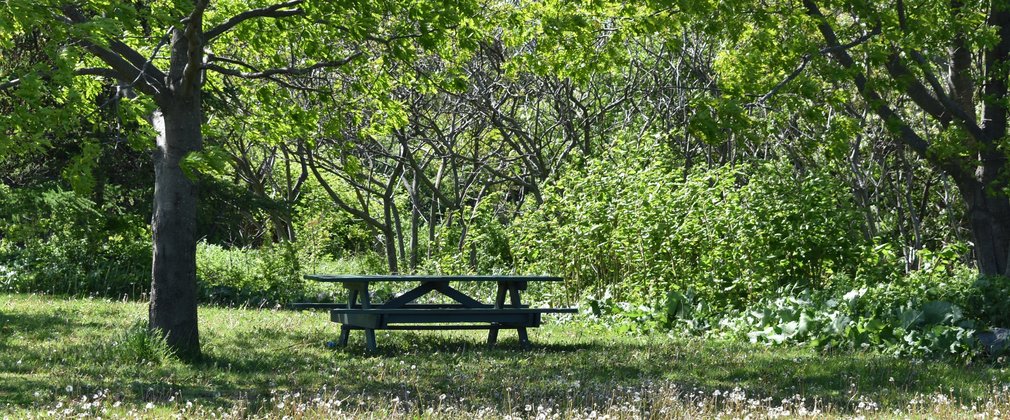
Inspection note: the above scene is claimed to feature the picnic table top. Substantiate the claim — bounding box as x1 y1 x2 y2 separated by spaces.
304 274 563 283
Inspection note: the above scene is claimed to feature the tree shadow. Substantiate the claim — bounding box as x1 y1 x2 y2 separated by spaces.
4 301 1007 415
329 330 597 356
0 312 80 342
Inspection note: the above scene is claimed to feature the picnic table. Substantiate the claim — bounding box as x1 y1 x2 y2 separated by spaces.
298 275 576 351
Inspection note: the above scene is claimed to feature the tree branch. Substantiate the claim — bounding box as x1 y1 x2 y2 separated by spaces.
204 0 305 42
61 5 167 95
203 52 363 79
802 0 972 184
883 52 951 125
1 67 121 92
751 25 881 107
204 54 348 93
180 0 209 95
885 0 985 141
305 147 387 228
949 0 975 118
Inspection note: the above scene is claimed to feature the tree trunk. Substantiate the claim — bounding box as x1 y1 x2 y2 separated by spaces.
391 198 407 269
383 226 399 274
382 198 399 274
270 211 295 242
957 177 1010 277
149 98 202 361
409 176 420 271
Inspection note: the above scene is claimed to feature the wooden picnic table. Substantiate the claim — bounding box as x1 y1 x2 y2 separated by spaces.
299 275 576 351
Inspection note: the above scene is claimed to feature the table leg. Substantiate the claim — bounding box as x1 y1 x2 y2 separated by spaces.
487 283 508 348
338 288 358 346
509 284 530 348
360 283 377 351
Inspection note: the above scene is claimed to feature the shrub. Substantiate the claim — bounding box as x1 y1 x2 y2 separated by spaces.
114 320 173 364
196 241 305 306
195 240 381 306
511 149 865 311
0 185 150 297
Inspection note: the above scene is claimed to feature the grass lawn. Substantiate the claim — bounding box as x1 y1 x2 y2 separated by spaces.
2 293 1010 418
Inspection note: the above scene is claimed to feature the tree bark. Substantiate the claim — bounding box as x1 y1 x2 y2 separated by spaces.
391 198 406 269
149 99 202 361
955 165 1010 277
148 17 205 360
382 226 399 274
408 176 420 271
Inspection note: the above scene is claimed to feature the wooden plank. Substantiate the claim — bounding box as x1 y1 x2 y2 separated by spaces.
333 312 541 326
509 283 530 347
339 324 536 331
384 312 538 324
329 308 575 315
293 303 520 310
338 325 350 346
331 312 383 329
487 283 508 347
384 324 530 331
359 285 377 351
434 283 485 308
305 274 563 283
380 282 438 308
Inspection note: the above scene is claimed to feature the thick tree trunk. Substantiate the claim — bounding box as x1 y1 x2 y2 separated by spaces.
957 177 1010 277
149 98 202 361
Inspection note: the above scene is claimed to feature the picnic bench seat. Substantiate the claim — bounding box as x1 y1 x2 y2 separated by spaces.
297 274 576 350
331 307 576 329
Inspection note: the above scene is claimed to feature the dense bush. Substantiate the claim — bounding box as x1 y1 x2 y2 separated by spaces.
510 145 865 311
0 183 383 305
194 240 384 306
196 242 304 305
0 185 150 297
584 249 1010 360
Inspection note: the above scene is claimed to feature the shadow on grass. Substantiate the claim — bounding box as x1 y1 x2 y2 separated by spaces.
330 331 598 356
700 347 991 407
0 311 80 342
3 301 1007 413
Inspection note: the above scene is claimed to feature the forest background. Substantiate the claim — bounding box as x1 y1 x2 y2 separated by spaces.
3 0 1010 360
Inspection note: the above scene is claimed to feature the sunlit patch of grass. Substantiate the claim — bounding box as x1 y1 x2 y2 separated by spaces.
2 293 1010 418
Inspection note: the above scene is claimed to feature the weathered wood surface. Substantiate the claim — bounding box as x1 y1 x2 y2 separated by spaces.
304 274 563 283
298 275 575 351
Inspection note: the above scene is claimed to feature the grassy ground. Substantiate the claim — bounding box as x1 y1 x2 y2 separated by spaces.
2 294 1010 418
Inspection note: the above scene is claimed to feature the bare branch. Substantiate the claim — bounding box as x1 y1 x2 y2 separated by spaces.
751 25 881 107
751 54 811 107
203 52 363 79
75 67 121 79
204 0 305 42
0 78 21 91
803 0 973 185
